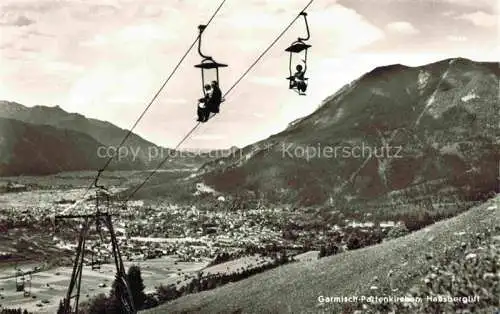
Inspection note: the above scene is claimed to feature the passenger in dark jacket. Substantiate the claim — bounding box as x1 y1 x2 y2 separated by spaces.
207 80 222 113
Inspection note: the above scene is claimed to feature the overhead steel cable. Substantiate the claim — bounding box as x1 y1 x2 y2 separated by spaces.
77 0 227 202
123 0 315 203
223 0 314 98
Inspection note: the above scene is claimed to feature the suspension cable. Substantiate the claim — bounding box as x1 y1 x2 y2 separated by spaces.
77 0 227 202
123 0 315 203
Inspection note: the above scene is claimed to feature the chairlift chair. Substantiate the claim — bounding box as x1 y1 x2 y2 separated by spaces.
285 12 311 95
15 269 25 292
23 273 31 297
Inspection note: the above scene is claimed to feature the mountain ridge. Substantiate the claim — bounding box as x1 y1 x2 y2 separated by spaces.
139 57 500 208
0 101 163 167
0 117 145 176
0 101 215 174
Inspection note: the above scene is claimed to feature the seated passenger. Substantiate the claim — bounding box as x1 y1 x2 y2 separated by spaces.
207 80 222 113
197 84 212 122
290 63 307 93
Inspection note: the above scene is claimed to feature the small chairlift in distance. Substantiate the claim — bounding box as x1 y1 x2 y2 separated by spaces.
15 268 24 292
194 24 227 121
285 11 311 96
15 268 31 296
24 273 31 297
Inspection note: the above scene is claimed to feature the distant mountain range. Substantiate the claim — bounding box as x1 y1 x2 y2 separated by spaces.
0 101 211 176
0 116 144 176
0 102 162 165
179 57 499 207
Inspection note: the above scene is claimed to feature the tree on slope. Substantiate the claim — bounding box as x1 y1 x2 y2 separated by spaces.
127 265 146 310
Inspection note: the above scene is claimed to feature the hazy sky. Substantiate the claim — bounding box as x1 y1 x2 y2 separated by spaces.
0 0 498 149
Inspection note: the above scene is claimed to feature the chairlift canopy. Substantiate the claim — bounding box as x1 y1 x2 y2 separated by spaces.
194 60 228 69
285 41 311 54
194 24 228 94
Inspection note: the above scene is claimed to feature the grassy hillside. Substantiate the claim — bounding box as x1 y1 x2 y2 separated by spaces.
143 195 499 314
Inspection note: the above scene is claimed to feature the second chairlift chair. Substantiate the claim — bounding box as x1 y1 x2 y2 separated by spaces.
285 11 311 96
